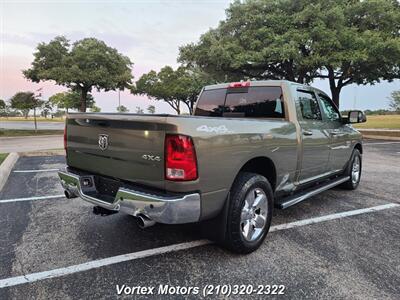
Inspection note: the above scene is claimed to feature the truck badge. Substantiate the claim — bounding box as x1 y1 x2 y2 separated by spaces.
98 134 109 150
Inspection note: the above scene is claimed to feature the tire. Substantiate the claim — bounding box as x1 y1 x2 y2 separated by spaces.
340 149 362 190
224 172 273 254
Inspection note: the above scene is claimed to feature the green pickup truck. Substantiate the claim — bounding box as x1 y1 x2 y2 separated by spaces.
58 80 366 253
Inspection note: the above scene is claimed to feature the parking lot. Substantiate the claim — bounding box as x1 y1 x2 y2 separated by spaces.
0 140 399 299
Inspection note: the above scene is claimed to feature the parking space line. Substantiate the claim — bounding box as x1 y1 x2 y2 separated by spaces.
0 194 65 204
269 203 399 232
0 202 398 289
13 169 60 173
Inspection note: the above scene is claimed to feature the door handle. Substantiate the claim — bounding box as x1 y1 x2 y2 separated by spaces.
330 129 340 136
303 130 313 136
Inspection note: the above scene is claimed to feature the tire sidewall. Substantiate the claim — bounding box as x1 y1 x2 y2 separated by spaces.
227 173 273 252
349 149 362 189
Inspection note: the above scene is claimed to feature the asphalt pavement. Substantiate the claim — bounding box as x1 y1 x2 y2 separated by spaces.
0 141 399 299
0 121 64 130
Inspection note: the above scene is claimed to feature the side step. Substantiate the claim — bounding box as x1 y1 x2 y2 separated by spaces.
275 176 350 209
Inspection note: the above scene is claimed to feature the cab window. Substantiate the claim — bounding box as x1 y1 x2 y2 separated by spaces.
297 90 322 120
318 93 341 121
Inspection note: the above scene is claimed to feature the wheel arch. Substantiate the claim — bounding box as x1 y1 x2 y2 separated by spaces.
233 156 277 191
354 142 363 154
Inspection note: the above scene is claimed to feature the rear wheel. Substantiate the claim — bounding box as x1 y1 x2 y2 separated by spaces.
224 172 273 254
340 149 362 190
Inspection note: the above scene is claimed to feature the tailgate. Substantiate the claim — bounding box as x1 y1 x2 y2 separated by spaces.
66 114 174 190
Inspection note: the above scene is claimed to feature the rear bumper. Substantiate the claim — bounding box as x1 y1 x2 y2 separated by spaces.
58 170 201 224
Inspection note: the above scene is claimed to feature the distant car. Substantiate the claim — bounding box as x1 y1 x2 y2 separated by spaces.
58 80 366 253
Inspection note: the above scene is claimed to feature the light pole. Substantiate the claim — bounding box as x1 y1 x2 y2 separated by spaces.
118 90 121 110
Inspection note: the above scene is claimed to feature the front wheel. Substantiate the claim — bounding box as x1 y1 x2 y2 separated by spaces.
224 172 273 254
340 149 362 190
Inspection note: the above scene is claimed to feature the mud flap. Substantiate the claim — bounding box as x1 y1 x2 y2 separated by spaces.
199 193 230 244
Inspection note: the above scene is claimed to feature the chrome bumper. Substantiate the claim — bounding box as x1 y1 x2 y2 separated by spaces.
58 171 201 224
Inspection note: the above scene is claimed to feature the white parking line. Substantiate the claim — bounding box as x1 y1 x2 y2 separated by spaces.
269 203 399 232
13 169 60 173
0 202 398 289
364 142 400 145
0 194 65 204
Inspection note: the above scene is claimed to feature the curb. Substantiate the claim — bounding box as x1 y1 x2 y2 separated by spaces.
18 150 65 157
362 135 400 141
0 153 19 191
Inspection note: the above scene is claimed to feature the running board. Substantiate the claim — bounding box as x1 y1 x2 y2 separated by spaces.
275 176 350 209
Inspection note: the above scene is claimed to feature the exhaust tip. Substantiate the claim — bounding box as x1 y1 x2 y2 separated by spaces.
136 214 156 229
64 190 76 199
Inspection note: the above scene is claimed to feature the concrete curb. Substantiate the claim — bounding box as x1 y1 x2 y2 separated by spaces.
0 152 19 191
18 150 65 157
362 135 400 141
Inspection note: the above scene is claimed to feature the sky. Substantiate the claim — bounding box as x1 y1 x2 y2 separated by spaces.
1 0 399 114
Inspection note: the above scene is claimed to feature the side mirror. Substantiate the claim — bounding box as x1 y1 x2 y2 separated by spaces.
347 110 367 123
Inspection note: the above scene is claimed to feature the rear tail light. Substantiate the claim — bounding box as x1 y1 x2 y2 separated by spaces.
165 134 198 181
63 125 67 152
228 81 250 88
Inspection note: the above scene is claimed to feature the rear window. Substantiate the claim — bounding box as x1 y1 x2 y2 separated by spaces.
194 86 284 118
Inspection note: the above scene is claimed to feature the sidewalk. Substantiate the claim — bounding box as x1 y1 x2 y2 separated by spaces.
0 135 63 153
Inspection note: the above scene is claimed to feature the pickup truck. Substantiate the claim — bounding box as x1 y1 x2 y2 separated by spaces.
58 80 366 253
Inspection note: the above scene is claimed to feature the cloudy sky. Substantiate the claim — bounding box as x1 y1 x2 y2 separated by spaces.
1 0 399 113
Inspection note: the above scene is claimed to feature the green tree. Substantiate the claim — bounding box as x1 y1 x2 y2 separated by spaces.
117 105 129 113
24 36 133 112
147 105 156 114
10 92 44 131
90 105 101 112
179 0 400 107
388 90 400 112
135 106 144 114
0 99 5 109
49 91 94 112
134 66 214 114
41 101 53 118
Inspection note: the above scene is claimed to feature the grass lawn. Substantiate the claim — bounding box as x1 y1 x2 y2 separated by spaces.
354 115 400 129
0 117 65 122
0 130 64 137
0 153 9 165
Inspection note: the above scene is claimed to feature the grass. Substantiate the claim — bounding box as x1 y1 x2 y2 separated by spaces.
353 115 400 129
0 117 64 122
0 130 64 137
0 153 9 165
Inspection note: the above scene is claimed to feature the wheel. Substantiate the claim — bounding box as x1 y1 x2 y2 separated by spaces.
224 172 273 254
340 149 362 190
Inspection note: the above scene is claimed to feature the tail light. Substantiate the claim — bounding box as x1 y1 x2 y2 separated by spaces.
165 134 198 181
63 125 67 152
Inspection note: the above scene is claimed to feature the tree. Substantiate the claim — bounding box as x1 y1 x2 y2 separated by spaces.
147 105 156 114
116 105 129 113
90 105 101 112
0 99 5 109
388 90 400 112
179 0 400 107
41 101 53 118
135 106 144 114
24 36 133 112
49 91 94 112
10 92 44 131
134 66 214 114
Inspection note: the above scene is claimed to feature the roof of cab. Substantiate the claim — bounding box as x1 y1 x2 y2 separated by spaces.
203 80 306 91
